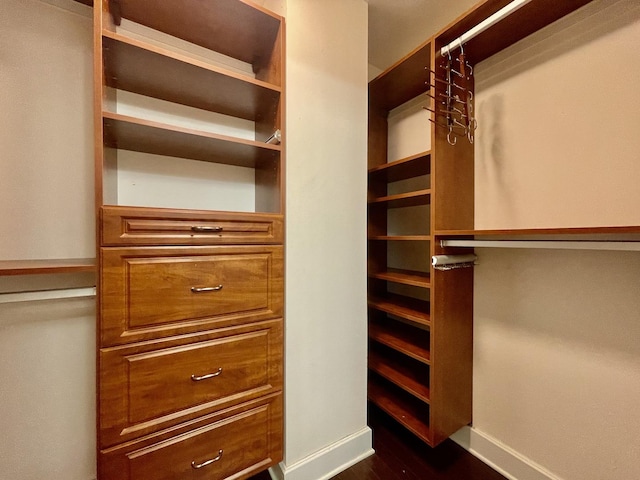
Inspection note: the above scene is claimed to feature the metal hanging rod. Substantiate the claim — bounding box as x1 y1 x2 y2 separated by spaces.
440 0 534 57
440 240 640 252
0 287 96 305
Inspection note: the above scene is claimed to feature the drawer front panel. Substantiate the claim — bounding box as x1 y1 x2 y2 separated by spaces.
102 206 284 245
100 395 283 480
101 246 283 345
100 319 283 447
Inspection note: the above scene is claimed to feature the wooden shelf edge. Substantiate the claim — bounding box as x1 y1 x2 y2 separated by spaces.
101 204 284 220
436 226 640 241
103 111 281 152
369 352 431 404
369 189 431 208
0 259 97 276
369 268 431 288
102 30 282 94
369 323 431 365
368 294 430 326
368 235 431 241
368 381 432 445
368 150 431 174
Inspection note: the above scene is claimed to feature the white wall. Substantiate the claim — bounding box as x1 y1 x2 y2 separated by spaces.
0 2 96 480
0 0 94 260
451 2 640 480
279 0 371 478
0 297 96 480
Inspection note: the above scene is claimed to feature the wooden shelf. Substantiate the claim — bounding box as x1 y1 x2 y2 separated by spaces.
369 321 430 365
369 190 431 209
369 42 431 112
102 112 280 168
368 377 431 445
369 268 430 288
436 226 640 241
369 350 430 404
368 151 431 182
368 294 430 326
368 235 431 241
102 32 280 122
105 0 281 72
0 259 96 276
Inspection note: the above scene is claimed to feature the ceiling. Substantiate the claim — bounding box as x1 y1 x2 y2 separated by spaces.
366 0 477 71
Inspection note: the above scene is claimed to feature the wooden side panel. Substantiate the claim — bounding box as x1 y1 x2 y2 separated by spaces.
429 261 473 446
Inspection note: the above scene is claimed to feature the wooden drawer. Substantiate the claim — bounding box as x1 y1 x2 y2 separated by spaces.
99 319 282 447
100 394 283 480
101 206 284 246
100 245 283 345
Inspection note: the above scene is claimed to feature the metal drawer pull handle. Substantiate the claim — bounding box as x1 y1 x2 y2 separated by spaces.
191 226 223 233
191 368 223 382
191 449 223 469
191 285 223 293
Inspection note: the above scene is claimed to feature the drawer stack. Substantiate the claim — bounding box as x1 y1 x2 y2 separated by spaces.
97 206 284 480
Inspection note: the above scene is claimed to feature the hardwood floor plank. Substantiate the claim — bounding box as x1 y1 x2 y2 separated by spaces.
247 405 507 480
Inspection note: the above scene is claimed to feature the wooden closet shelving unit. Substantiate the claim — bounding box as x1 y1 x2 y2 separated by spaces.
92 1 285 479
368 0 607 447
0 259 96 276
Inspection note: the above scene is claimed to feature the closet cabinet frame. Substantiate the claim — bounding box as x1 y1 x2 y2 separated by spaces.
92 0 285 215
368 0 607 448
91 1 286 478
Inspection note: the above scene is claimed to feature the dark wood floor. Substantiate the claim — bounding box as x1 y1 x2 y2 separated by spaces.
249 405 506 480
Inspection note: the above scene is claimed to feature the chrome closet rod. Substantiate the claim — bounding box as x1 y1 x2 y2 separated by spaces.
0 286 96 304
440 0 534 56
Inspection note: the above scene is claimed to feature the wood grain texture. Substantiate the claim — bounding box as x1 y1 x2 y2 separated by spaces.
368 377 431 444
369 189 431 209
102 31 281 121
368 268 430 288
101 206 284 246
100 393 283 480
368 293 430 326
99 319 282 447
100 245 284 346
369 40 431 112
0 259 96 276
102 112 281 169
112 0 283 71
368 151 431 182
369 321 431 365
369 348 431 404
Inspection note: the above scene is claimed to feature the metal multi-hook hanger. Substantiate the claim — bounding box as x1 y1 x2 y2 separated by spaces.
423 38 477 146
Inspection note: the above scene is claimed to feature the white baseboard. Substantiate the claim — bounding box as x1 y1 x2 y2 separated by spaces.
269 427 374 480
451 427 564 480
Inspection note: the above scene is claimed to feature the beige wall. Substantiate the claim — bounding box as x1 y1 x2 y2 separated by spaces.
282 0 370 476
467 1 640 479
475 0 640 229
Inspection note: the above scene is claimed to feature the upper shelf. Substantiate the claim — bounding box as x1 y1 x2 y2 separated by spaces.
102 32 281 121
0 259 96 276
434 0 594 65
369 41 431 112
368 151 431 182
102 112 280 168
106 0 281 70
